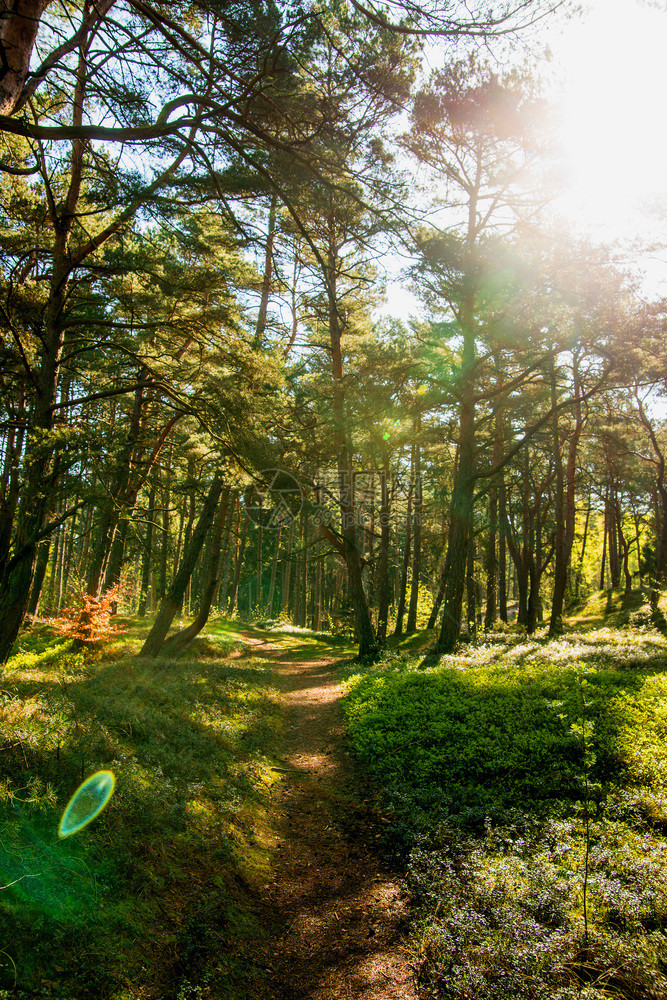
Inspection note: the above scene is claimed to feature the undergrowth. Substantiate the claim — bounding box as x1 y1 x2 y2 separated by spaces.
0 619 281 999
342 609 667 1000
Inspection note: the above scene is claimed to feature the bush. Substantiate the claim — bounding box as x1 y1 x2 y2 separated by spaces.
45 587 126 649
343 628 667 999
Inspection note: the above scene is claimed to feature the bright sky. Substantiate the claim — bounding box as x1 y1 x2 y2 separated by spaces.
550 0 667 290
381 0 667 318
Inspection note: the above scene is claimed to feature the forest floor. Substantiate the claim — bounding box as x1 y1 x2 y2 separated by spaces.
238 631 418 1000
4 588 667 999
0 619 422 1000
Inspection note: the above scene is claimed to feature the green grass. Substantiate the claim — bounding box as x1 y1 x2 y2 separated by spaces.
10 601 667 999
0 618 283 999
341 599 667 1000
569 585 667 633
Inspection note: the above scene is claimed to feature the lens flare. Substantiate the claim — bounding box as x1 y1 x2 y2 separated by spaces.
58 771 116 838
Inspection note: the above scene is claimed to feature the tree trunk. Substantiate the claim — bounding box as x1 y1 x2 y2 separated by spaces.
103 519 127 593
55 518 69 611
434 275 476 655
600 490 608 590
428 500 451 630
183 461 196 616
427 561 447 630
484 406 504 630
86 379 148 598
633 511 642 585
44 521 62 613
635 394 667 583
291 548 301 626
174 497 186 573
394 473 413 637
526 557 539 634
300 517 308 627
617 507 632 597
608 487 620 587
484 484 498 630
498 522 507 622
574 489 592 601
430 168 481 658
138 487 156 617
326 205 376 655
0 252 70 660
228 493 250 615
281 520 294 617
376 459 391 644
218 495 236 612
313 538 322 630
256 502 263 616
549 352 584 635
138 475 225 658
160 488 230 656
158 445 173 600
466 533 477 641
0 383 26 570
501 487 529 627
407 442 422 633
0 0 53 115
267 525 282 617
61 508 77 601
76 500 93 581
254 192 277 348
27 540 50 617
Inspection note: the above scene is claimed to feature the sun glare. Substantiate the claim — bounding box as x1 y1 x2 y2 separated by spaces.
554 0 667 245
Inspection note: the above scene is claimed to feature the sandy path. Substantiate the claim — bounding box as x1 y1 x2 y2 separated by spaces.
244 636 419 1000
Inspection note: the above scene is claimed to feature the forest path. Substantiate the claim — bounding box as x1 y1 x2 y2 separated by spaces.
237 632 418 1000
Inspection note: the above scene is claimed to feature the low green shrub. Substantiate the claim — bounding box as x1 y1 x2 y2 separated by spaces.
343 627 667 999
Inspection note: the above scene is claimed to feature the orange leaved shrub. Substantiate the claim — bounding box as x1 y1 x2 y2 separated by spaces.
46 586 126 648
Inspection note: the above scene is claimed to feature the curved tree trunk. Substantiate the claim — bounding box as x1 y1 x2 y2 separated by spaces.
138 475 225 658
27 540 50 617
161 488 230 656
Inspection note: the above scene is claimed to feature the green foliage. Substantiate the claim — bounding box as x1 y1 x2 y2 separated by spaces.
343 625 667 999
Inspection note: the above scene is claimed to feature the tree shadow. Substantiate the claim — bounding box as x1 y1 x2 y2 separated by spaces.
0 638 285 998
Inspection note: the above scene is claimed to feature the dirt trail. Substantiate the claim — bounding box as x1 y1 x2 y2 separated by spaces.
244 635 418 1000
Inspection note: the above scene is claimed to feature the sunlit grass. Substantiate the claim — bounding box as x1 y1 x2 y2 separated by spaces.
342 592 667 1000
0 621 281 999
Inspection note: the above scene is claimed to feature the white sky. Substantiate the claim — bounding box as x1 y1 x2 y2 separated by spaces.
549 0 667 290
381 0 667 319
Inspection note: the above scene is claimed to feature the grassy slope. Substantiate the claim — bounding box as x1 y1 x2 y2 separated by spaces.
0 618 348 1000
341 590 667 1000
